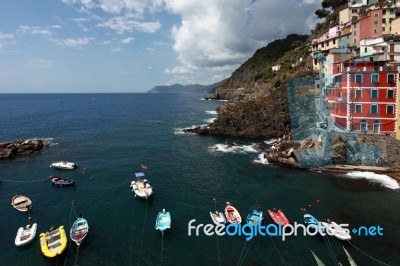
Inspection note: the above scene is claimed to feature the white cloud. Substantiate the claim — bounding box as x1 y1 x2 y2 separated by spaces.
98 0 164 15
18 25 60 36
110 47 122 52
98 15 161 34
121 37 134 43
147 66 152 70
51 37 93 47
0 33 14 39
24 58 54 68
163 0 320 84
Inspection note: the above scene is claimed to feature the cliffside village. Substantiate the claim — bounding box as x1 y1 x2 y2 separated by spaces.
310 0 400 140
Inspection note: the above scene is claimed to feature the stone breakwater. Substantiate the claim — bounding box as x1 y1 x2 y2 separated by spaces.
0 139 50 159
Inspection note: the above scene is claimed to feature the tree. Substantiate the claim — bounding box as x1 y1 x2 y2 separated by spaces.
315 9 330 18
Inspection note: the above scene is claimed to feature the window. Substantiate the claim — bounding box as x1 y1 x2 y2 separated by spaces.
355 89 362 98
374 13 378 17
371 74 379 83
374 29 377 33
388 74 395 83
353 30 357 36
373 121 380 133
390 18 393 23
382 27 386 32
374 20 378 25
352 9 357 14
350 62 355 68
387 105 394 114
383 9 386 15
355 104 362 113
370 104 378 114
364 47 368 53
390 9 395 14
371 88 378 98
382 18 386 23
387 89 394 98
354 39 357 44
355 74 362 83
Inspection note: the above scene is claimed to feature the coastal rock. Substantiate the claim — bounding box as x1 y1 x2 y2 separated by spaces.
0 139 50 160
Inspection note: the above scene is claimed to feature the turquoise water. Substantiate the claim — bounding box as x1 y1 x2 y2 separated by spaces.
0 93 399 266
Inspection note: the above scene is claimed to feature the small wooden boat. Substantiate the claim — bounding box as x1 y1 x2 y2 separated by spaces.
130 172 153 199
224 202 242 224
210 211 226 225
50 161 78 170
40 226 68 258
321 220 351 241
11 195 32 212
155 209 171 232
304 213 325 235
268 209 289 226
70 217 89 246
246 209 264 225
15 223 37 246
50 176 75 186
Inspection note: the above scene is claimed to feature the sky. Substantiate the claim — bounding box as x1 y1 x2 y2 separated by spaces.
0 0 322 93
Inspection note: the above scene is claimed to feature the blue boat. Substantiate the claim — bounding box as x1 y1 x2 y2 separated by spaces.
246 209 264 225
304 213 325 235
155 209 171 233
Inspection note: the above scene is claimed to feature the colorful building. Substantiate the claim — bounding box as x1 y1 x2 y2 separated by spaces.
326 58 399 133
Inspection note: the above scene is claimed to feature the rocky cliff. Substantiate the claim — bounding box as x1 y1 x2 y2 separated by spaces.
186 34 313 138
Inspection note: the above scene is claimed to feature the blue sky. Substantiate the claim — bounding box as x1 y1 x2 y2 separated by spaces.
0 0 321 93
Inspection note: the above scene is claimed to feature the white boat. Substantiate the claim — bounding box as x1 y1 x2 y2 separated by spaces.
70 217 89 246
224 202 242 224
321 220 352 241
210 211 226 225
130 172 153 199
15 223 37 246
50 161 78 170
11 195 32 212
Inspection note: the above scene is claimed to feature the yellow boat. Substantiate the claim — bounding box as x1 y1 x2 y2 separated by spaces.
40 226 67 258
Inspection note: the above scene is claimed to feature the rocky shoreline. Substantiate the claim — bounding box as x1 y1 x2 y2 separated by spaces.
0 139 50 160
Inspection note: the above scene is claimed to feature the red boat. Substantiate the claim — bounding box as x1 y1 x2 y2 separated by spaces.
224 202 242 224
268 209 289 226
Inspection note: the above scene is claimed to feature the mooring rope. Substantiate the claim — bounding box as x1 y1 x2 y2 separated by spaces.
74 246 80 266
347 241 391 266
237 235 256 266
236 239 247 266
159 232 164 266
0 177 49 183
268 235 287 265
324 235 339 266
213 197 222 266
230 236 238 266
137 200 148 266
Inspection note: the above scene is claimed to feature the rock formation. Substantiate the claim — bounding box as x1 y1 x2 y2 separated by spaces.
0 139 50 160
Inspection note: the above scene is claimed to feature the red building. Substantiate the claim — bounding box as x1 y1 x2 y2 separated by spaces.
326 59 398 133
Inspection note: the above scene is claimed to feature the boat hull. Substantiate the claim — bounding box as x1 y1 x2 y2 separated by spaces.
321 221 351 241
15 223 37 246
210 211 226 225
246 210 263 225
131 180 153 198
51 176 75 186
40 226 68 258
224 204 242 224
11 195 32 212
268 210 289 226
50 161 77 170
155 211 171 232
70 218 89 246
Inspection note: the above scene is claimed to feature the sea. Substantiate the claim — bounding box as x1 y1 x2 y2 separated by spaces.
0 93 399 266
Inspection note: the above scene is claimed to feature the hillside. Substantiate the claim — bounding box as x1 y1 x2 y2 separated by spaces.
147 80 226 94
186 34 314 138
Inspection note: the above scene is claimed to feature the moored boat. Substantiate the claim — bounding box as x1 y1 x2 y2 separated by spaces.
50 161 78 170
39 226 68 258
224 202 242 224
70 217 89 246
268 209 289 226
246 209 264 225
11 195 32 212
130 172 153 199
304 213 325 235
321 220 351 241
210 211 226 225
155 209 171 232
15 223 37 246
50 176 75 186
